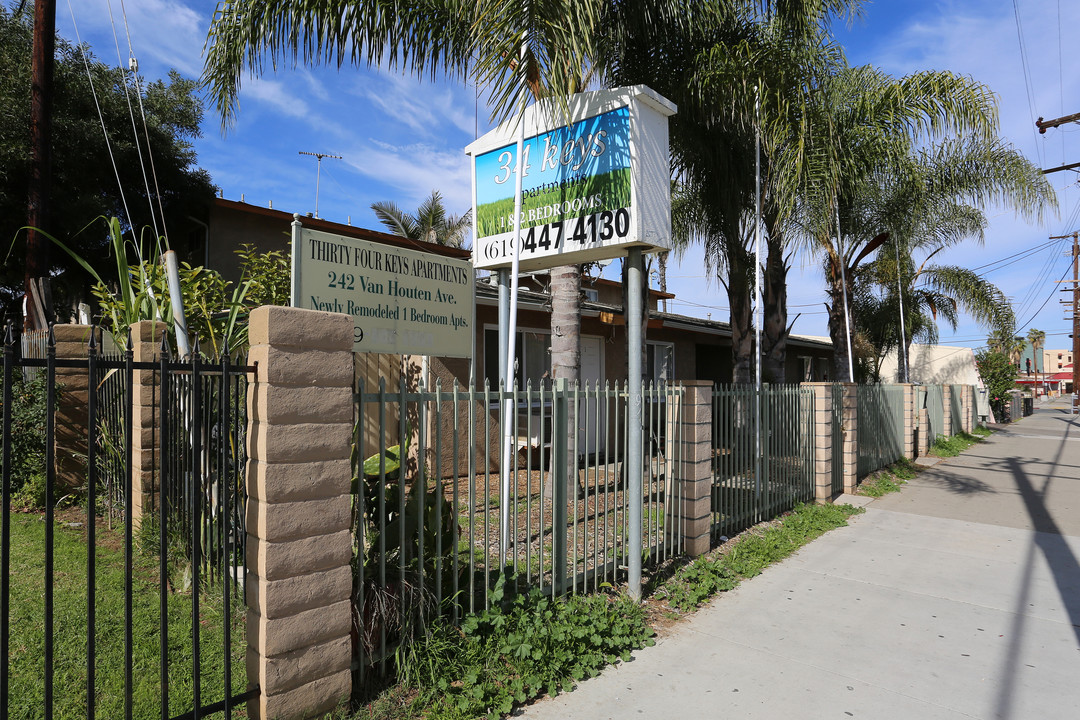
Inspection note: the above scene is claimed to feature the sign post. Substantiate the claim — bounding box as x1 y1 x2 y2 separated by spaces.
467 85 676 599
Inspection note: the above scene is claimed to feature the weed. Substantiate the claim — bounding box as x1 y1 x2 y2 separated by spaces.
655 503 863 612
972 425 992 438
394 571 654 720
857 458 919 497
930 431 985 457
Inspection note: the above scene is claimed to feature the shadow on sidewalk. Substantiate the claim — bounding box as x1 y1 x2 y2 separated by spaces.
995 420 1080 719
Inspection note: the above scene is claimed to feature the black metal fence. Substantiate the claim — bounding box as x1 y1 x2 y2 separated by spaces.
1 325 256 719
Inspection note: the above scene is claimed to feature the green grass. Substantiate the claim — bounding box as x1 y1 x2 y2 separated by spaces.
8 513 246 719
475 168 632 237
654 503 864 612
929 430 986 457
972 425 992 438
857 458 920 498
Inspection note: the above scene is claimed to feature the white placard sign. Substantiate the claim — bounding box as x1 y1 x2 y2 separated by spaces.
295 227 474 356
465 85 676 272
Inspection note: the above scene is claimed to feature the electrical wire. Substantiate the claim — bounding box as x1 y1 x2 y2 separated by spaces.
117 0 172 252
1012 0 1045 168
104 0 160 247
65 0 138 249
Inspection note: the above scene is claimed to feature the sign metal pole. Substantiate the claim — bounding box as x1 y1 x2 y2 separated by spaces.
626 246 644 601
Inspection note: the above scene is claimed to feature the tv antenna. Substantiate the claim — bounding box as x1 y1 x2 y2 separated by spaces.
298 151 343 219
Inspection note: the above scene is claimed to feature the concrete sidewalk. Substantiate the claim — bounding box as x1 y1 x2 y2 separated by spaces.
517 398 1080 719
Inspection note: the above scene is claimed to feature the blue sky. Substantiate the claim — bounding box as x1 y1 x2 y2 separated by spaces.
52 0 1080 351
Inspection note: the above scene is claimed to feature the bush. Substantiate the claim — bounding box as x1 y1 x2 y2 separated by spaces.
975 350 1017 421
1 372 50 499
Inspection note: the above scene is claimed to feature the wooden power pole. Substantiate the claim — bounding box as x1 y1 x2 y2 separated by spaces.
25 0 56 331
1057 232 1080 412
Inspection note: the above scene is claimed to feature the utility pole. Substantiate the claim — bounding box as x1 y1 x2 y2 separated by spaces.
298 151 342 219
1054 232 1080 412
1036 112 1080 134
1073 233 1078 413
25 0 56 331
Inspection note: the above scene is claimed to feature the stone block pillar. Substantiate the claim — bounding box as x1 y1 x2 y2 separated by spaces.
245 306 354 720
942 385 953 439
804 383 834 502
52 324 92 493
840 383 858 494
130 320 166 529
675 381 713 557
900 384 916 459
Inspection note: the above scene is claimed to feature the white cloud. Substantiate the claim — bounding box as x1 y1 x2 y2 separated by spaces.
59 0 208 78
343 138 473 216
241 78 312 120
353 71 480 139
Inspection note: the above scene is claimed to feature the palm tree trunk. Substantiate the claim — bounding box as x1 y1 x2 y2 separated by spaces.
728 247 754 385
549 263 581 497
762 232 789 383
826 274 853 382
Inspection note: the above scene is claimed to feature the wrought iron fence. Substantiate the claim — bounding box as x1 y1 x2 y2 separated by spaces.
0 326 256 719
857 384 906 477
710 384 815 538
352 377 685 675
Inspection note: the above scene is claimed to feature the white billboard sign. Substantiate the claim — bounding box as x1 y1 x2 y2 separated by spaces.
465 85 676 271
294 227 474 356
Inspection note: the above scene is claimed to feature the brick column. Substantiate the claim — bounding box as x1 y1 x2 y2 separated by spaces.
942 385 953 439
245 306 354 719
804 383 834 502
840 383 857 494
676 381 713 557
52 324 92 493
900 384 916 459
130 320 166 529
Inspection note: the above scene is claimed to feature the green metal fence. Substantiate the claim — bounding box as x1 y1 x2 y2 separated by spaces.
710 385 815 538
949 384 965 435
352 378 684 674
856 384 905 477
924 384 945 445
831 383 845 496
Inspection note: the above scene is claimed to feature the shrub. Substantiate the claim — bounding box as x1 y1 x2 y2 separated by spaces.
1 372 50 499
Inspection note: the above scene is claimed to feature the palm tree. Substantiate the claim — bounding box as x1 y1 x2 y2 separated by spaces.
860 241 1015 379
987 328 1025 367
1027 327 1046 394
371 190 471 248
616 2 853 383
791 64 1055 381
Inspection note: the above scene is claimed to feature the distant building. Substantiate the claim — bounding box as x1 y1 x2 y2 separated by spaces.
879 344 990 418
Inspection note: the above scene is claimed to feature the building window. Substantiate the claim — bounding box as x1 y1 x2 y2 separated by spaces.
484 328 551 389
583 288 599 303
646 342 674 384
799 356 813 382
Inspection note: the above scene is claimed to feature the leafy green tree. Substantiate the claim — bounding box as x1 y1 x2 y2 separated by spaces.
0 7 214 325
371 190 471 248
976 349 1017 421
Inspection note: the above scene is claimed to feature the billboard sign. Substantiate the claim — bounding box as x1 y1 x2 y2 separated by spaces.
466 85 676 271
293 226 474 356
